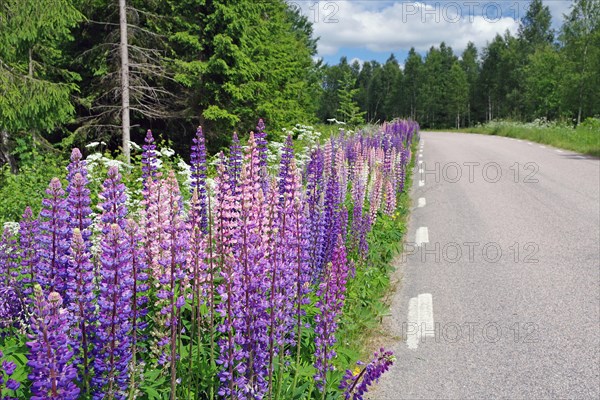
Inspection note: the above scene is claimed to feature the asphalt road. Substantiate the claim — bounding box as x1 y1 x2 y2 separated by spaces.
371 132 600 399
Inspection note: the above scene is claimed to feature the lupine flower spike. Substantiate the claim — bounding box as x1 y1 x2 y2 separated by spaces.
27 285 80 399
340 348 395 400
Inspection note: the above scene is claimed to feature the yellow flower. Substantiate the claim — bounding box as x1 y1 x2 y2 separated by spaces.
353 366 361 376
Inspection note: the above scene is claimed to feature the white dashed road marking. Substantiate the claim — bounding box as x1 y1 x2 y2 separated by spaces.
418 197 426 208
406 293 435 350
415 227 429 246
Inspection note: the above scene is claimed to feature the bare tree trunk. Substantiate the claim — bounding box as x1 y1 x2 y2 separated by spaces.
119 0 131 164
576 41 588 126
29 48 33 77
0 130 18 174
467 102 471 127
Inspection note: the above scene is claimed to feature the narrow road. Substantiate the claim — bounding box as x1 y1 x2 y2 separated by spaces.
372 132 600 399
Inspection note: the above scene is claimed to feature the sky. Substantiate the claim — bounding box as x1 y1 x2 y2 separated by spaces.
288 1 573 66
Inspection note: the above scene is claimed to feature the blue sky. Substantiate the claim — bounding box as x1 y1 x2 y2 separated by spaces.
288 1 573 66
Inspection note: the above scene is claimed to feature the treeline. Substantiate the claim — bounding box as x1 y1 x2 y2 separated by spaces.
0 0 598 172
0 0 319 167
319 0 600 129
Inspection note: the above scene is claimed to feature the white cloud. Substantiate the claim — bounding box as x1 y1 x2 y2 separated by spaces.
297 1 523 56
349 57 365 67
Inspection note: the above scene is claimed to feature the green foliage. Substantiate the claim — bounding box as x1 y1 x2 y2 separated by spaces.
166 0 319 139
0 136 66 224
523 46 567 119
463 119 600 157
518 0 555 52
0 138 188 224
336 70 366 127
318 57 352 122
0 0 81 133
318 0 599 129
0 335 31 399
460 42 479 126
446 62 468 128
403 48 423 120
560 0 600 123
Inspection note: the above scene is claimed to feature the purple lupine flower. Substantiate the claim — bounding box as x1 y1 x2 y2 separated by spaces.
1 349 21 398
383 179 396 215
65 228 95 385
255 118 269 194
305 149 325 277
265 181 288 396
368 169 383 226
27 286 80 400
233 132 271 397
187 189 205 295
275 139 311 359
228 132 243 192
0 227 18 285
318 172 342 276
36 178 70 296
142 129 158 193
278 158 311 353
124 219 149 352
157 172 189 391
322 140 333 180
187 189 210 330
314 236 349 392
19 206 39 296
255 118 268 169
394 147 405 195
66 148 87 185
339 348 395 400
92 223 133 399
0 286 24 333
277 135 295 204
66 148 91 229
350 180 365 254
350 149 368 255
65 149 91 247
190 126 208 233
383 147 393 176
336 147 349 205
66 150 92 245
214 154 246 398
351 148 367 244
98 166 128 233
145 171 189 399
141 173 186 379
216 133 275 398
141 175 169 284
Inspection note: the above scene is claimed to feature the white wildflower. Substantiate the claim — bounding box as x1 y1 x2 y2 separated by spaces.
2 222 20 235
160 147 175 158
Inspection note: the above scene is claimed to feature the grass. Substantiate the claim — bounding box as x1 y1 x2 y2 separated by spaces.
454 119 600 157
